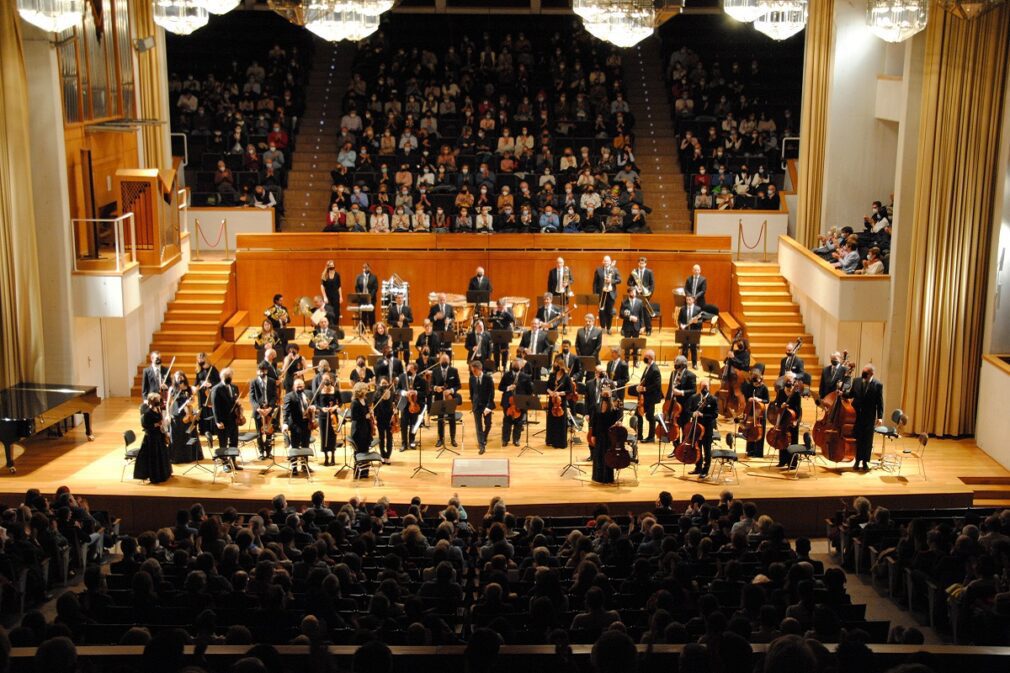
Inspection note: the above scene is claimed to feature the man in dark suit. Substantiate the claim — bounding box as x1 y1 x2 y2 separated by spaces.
688 380 719 477
431 353 462 448
557 339 582 381
465 320 492 364
677 295 704 368
397 362 428 452
684 264 707 306
468 267 493 294
620 287 646 339
469 360 495 454
778 342 806 379
428 292 456 333
282 378 312 475
386 293 413 360
195 352 221 443
142 351 169 398
312 295 338 330
519 318 550 357
634 349 663 443
354 263 379 329
605 346 630 403
415 320 442 361
547 256 572 298
819 351 851 398
592 255 622 333
631 257 656 335
576 313 603 362
488 299 515 371
374 345 404 383
666 355 697 424
210 367 242 472
536 293 563 328
249 362 279 459
847 364 884 470
499 360 532 447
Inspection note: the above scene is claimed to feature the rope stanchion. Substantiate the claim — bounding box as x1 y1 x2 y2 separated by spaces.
736 219 769 261
197 219 228 249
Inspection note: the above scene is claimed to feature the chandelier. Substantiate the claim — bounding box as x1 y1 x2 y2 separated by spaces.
153 0 210 35
866 0 928 42
197 0 240 14
268 0 306 26
359 0 394 16
573 0 608 22
752 0 808 40
582 0 655 48
940 0 1006 19
723 0 767 23
304 1 380 42
16 0 84 33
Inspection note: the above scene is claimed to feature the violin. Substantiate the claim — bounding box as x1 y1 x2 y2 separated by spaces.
406 389 422 414
233 398 246 427
604 422 632 469
717 328 747 419
506 376 523 419
814 355 857 463
674 415 703 464
548 389 565 417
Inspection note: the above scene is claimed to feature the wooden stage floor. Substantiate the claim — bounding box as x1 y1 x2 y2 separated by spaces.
4 396 1008 536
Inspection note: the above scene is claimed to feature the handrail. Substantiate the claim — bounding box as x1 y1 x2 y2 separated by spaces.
192 217 231 261
170 132 189 167
778 234 885 281
736 218 768 262
70 213 137 273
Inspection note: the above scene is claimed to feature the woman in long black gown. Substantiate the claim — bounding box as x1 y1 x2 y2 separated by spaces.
169 373 203 464
738 369 769 459
135 393 173 484
316 374 341 466
350 382 375 458
546 357 572 449
591 389 624 484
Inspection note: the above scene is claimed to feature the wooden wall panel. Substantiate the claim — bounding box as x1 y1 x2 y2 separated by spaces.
236 247 733 323
64 125 140 219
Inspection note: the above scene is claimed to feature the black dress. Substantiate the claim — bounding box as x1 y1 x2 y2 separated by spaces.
135 405 172 483
351 399 374 455
283 355 304 391
591 407 624 483
546 371 572 449
322 272 342 322
316 391 340 455
169 388 203 464
195 365 220 436
739 380 769 458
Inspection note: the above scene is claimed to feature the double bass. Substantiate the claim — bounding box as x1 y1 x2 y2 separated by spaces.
813 357 857 462
674 415 703 465
717 329 747 419
604 422 632 469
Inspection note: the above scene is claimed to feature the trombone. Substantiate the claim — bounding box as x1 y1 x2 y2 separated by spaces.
599 264 616 311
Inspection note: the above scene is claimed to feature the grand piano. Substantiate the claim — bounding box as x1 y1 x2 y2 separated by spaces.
0 383 101 473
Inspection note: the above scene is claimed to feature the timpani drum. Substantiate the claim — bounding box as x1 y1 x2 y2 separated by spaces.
501 296 531 328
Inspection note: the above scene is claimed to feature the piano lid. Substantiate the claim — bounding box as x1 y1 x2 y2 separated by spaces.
0 383 99 421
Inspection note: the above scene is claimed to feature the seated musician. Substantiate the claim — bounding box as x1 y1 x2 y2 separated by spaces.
312 295 337 329
677 295 704 368
372 322 391 356
576 313 603 362
387 293 413 360
465 319 492 364
415 319 442 361
311 318 338 356
536 293 563 328
488 298 515 371
519 318 551 357
428 292 456 333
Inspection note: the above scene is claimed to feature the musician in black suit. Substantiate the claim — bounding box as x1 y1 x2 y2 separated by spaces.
396 362 428 452
260 348 280 381
312 295 338 330
387 294 413 361
465 320 492 364
282 378 313 475
592 256 622 333
373 345 404 382
547 257 573 298
725 335 751 374
415 320 442 360
819 352 851 399
684 264 707 306
740 369 770 458
430 353 461 448
557 340 582 381
575 313 603 361
249 362 279 459
634 349 663 443
677 295 704 368
428 292 456 333
774 373 804 468
536 293 563 328
605 346 630 402
620 287 646 339
468 267 493 294
665 355 696 427
779 342 806 378
311 318 339 357
469 360 496 454
354 263 380 328
488 299 515 371
630 257 656 336
195 352 221 442
687 380 719 477
142 352 169 398
499 360 533 447
210 367 242 472
264 294 291 349
846 364 884 470
519 318 550 357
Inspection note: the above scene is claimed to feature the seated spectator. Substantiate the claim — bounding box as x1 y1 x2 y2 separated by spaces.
832 242 861 274
624 205 648 233
250 185 276 210
539 205 560 233
694 187 713 210
562 206 581 233
475 207 494 233
337 143 357 169
413 204 430 232
856 247 885 275
455 207 472 232
391 206 412 232
756 184 780 210
432 206 450 232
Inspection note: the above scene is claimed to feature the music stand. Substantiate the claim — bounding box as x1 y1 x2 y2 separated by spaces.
182 437 213 476
650 414 677 475
490 330 513 371
700 357 722 382
561 409 585 477
430 398 459 458
410 404 435 478
546 330 560 347
579 356 598 380
466 290 491 323
620 337 646 369
312 355 342 371
525 353 550 379
434 330 453 355
676 329 701 369
515 395 543 456
347 293 372 343
389 327 413 359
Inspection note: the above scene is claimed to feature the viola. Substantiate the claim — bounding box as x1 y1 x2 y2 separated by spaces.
548 389 565 417
406 389 422 414
674 415 703 464
233 399 246 426
604 423 632 469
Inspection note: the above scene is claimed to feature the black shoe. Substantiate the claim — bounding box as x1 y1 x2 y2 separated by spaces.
399 445 407 453
667 451 676 459
478 447 486 455
435 439 444 448
582 456 592 462
641 437 655 444
688 467 701 475
513 441 520 447
698 472 708 479
451 439 458 447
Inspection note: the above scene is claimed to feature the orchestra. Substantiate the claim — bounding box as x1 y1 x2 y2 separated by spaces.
135 257 887 488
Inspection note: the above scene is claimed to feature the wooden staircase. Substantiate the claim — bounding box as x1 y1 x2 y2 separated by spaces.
130 261 237 396
625 36 692 232
961 476 1010 508
283 43 354 232
732 261 821 389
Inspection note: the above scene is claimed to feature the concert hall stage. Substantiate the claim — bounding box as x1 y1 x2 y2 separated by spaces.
2 397 1006 537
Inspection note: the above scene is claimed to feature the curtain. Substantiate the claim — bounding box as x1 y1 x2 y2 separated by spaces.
794 0 834 249
0 3 46 388
901 6 1010 436
130 0 169 170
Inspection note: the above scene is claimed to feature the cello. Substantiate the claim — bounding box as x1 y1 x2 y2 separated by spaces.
661 394 682 444
604 422 632 469
737 373 766 444
717 329 747 419
814 358 857 462
765 383 799 452
674 414 703 465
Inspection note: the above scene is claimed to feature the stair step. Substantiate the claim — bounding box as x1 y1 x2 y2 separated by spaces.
739 290 792 299
972 499 1010 507
960 476 1010 485
160 321 220 334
